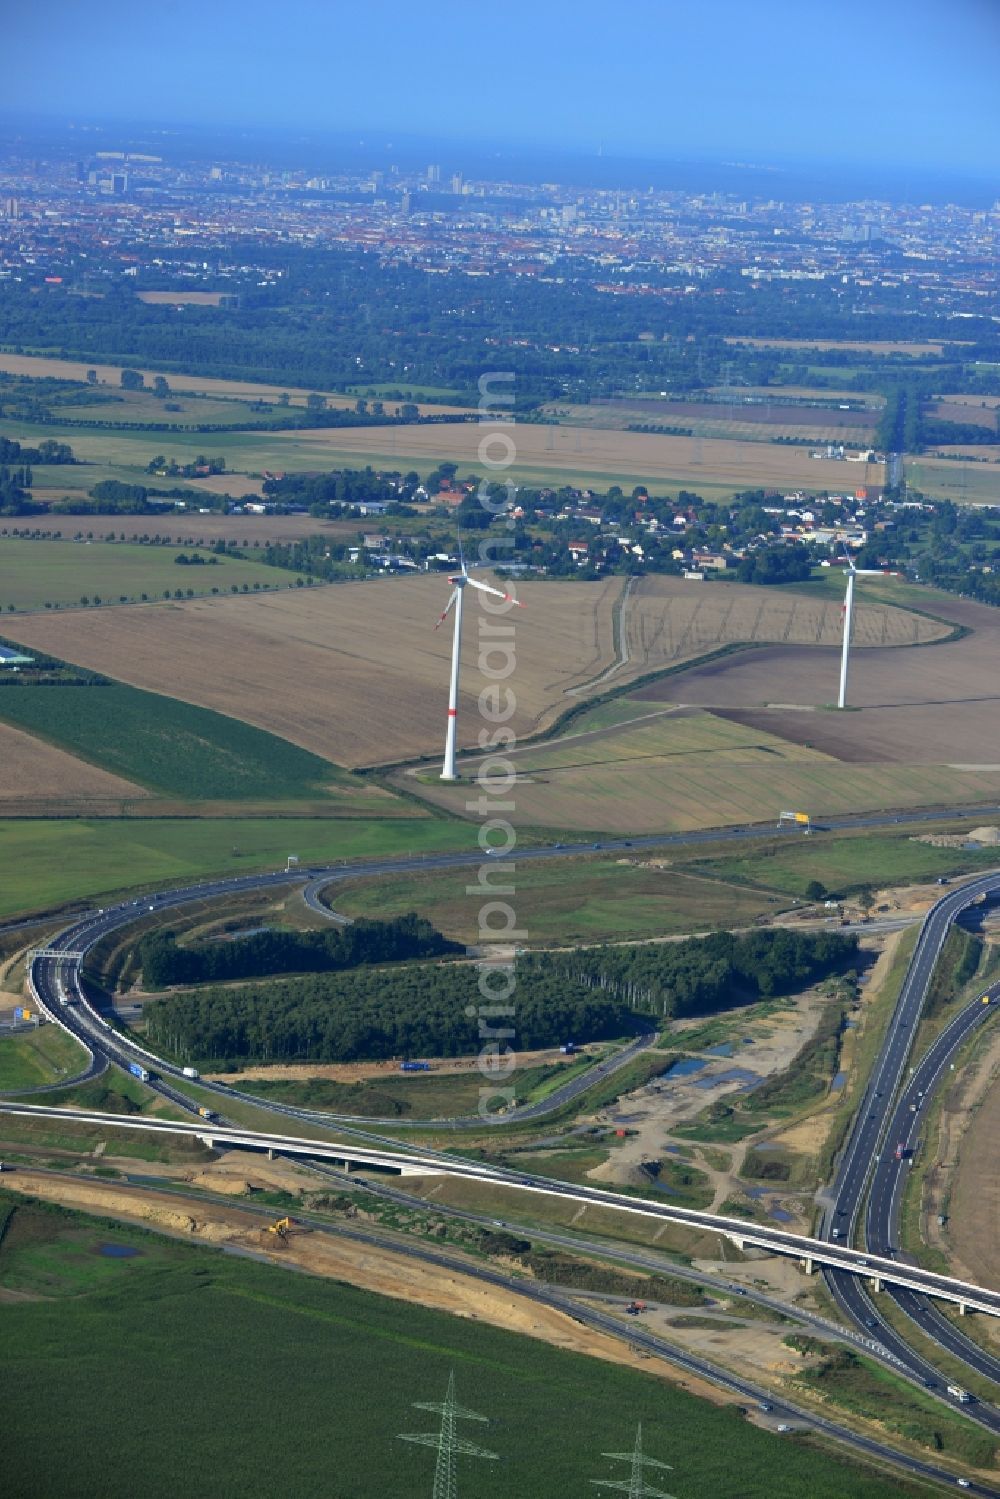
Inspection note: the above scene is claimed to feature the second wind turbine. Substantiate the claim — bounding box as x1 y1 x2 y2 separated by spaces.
435 550 525 781
837 556 900 709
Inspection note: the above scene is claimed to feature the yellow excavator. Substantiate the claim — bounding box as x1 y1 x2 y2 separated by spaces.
265 1216 292 1243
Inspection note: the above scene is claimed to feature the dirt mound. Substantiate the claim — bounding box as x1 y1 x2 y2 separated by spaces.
913 825 1000 849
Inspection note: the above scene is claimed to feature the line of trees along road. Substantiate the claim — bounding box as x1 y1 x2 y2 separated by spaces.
142 928 857 1066
139 914 458 988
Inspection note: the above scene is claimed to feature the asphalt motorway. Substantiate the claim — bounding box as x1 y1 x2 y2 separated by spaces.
17 1163 996 1498
16 807 1000 1448
818 873 1000 1417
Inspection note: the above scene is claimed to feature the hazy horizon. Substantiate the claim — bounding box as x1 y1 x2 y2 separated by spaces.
6 0 1000 185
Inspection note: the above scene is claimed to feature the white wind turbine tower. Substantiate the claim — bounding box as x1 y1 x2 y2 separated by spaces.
435 544 525 781
837 555 900 709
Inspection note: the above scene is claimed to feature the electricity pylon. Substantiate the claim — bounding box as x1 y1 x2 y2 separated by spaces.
591 1423 678 1499
398 1370 498 1499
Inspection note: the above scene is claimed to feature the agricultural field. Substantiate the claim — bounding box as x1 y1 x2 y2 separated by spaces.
0 576 623 767
1 409 886 499
325 852 780 946
0 1194 915 1499
927 399 999 430
261 418 888 494
0 717 145 809
9 513 359 545
1 573 946 774
631 588 1000 767
0 351 473 415
0 537 293 612
46 386 313 430
909 455 1000 504
621 574 946 673
724 337 970 356
546 397 879 447
0 683 386 805
390 582 1000 833
416 705 1000 833
0 816 469 920
135 289 229 305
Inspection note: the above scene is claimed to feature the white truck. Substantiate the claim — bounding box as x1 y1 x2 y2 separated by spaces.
182 1066 199 1079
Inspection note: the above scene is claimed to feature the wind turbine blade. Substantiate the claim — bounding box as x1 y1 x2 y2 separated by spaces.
466 578 526 606
457 528 467 576
434 588 459 630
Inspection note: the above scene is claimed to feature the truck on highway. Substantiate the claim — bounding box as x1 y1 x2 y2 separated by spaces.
197 1106 216 1120
400 1061 430 1072
947 1385 972 1403
182 1066 199 1079
128 1062 150 1083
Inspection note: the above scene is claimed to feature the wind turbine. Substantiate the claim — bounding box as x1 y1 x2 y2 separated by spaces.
837 556 899 709
435 545 524 781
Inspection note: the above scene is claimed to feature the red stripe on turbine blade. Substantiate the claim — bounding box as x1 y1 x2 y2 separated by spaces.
447 709 457 717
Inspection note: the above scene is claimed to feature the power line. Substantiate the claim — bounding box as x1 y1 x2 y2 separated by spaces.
398 1370 498 1499
591 1423 679 1499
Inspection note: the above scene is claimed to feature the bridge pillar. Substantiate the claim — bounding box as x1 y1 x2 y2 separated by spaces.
802 1257 814 1276
267 1149 275 1161
871 1277 883 1293
200 1135 214 1149
959 1302 967 1316
730 1236 744 1252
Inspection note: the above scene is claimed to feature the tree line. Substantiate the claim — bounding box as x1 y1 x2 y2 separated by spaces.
139 912 459 988
142 927 857 1065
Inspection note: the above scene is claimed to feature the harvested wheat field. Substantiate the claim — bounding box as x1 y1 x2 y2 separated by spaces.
267 420 885 491
25 510 358 544
416 705 1000 833
2 576 622 768
621 575 946 677
724 336 968 356
3 574 953 771
0 353 472 416
927 401 999 430
0 719 146 810
632 591 1000 766
135 290 228 306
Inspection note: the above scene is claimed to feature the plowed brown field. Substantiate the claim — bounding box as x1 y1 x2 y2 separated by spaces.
0 719 145 808
264 420 885 491
623 575 946 673
3 575 952 771
2 577 621 768
632 590 1000 766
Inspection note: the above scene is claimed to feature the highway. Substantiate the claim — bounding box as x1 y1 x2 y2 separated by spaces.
12 811 1000 1458
15 1162 992 1496
6 1099 1000 1322
816 872 1000 1406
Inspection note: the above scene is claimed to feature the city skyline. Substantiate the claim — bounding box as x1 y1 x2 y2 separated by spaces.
5 0 1000 181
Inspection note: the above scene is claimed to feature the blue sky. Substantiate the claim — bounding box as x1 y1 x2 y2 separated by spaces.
6 0 1000 175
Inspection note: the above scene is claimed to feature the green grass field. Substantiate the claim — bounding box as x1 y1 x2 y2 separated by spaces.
243 1062 576 1120
0 538 291 612
909 456 1000 506
695 829 1000 899
0 684 348 799
0 1191 926 1499
0 816 469 920
327 855 779 946
0 1023 89 1090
